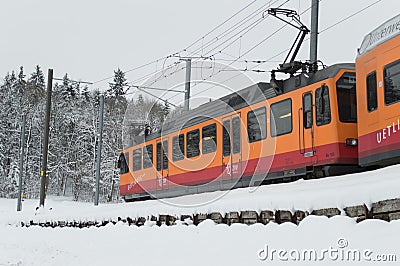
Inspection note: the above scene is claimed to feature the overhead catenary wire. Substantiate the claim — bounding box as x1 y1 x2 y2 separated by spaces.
183 0 383 101
165 0 319 102
122 0 290 96
93 0 296 102
187 0 285 57
97 0 382 108
91 56 172 85
319 0 383 34
130 0 290 103
185 0 260 52
90 0 261 88
164 0 299 103
139 0 289 89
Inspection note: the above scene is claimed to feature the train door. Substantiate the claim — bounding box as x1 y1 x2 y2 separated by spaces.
222 113 242 181
300 92 315 163
156 138 169 191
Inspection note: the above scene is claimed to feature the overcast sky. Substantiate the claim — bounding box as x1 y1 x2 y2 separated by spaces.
1 0 399 106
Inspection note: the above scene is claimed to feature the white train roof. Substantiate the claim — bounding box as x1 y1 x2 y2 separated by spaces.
358 13 400 57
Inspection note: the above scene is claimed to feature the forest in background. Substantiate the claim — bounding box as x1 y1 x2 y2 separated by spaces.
0 66 170 202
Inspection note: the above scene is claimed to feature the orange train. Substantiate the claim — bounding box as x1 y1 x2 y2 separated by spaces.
119 14 400 201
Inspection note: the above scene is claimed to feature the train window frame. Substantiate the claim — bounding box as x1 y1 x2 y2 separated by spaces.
367 71 378 112
143 144 153 169
222 120 231 156
132 148 142 171
172 134 185 162
232 117 241 154
270 99 292 137
187 129 200 158
202 123 217 154
247 106 267 143
315 85 331 126
384 59 400 106
336 72 357 123
303 93 313 129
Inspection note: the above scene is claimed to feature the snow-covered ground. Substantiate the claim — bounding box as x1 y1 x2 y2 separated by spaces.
2 164 400 225
1 165 400 265
1 216 399 265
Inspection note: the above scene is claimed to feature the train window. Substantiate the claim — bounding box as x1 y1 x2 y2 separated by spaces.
172 134 184 161
162 140 168 170
232 117 241 154
156 142 162 171
156 141 169 170
367 71 378 112
143 144 153 169
247 107 267 142
336 72 357 122
384 59 400 105
303 93 313 129
119 152 129 174
202 123 217 154
316 85 331 126
187 129 200 158
271 99 292 137
133 148 142 171
223 120 231 156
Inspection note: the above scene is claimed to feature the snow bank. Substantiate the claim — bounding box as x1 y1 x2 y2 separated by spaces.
1 164 400 225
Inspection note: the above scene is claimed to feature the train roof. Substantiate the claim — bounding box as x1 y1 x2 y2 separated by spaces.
142 63 354 142
358 13 400 57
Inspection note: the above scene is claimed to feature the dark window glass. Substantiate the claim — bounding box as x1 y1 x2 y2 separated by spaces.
156 142 162 171
202 123 217 154
162 140 168 170
384 59 400 105
232 117 241 154
119 152 129 174
247 107 267 142
316 86 331 126
187 129 200 158
143 144 153 169
156 141 169 170
336 72 357 122
133 148 142 171
223 120 231 156
271 99 292 137
303 93 313 129
367 71 378 112
172 135 184 161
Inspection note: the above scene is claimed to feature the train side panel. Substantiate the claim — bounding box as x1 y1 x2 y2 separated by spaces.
356 32 400 166
120 67 359 200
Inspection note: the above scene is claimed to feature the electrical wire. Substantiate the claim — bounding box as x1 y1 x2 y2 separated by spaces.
319 0 383 34
185 0 260 52
91 0 261 87
165 0 318 102
182 0 383 102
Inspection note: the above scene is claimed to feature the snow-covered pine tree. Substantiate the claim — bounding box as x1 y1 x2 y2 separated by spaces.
28 65 45 88
0 70 23 197
107 68 127 98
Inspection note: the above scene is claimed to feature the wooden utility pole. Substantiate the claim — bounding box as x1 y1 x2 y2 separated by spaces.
39 69 53 207
94 94 104 206
17 114 26 211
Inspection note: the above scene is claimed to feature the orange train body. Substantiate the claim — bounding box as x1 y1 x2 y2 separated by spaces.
119 14 400 201
356 14 400 166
